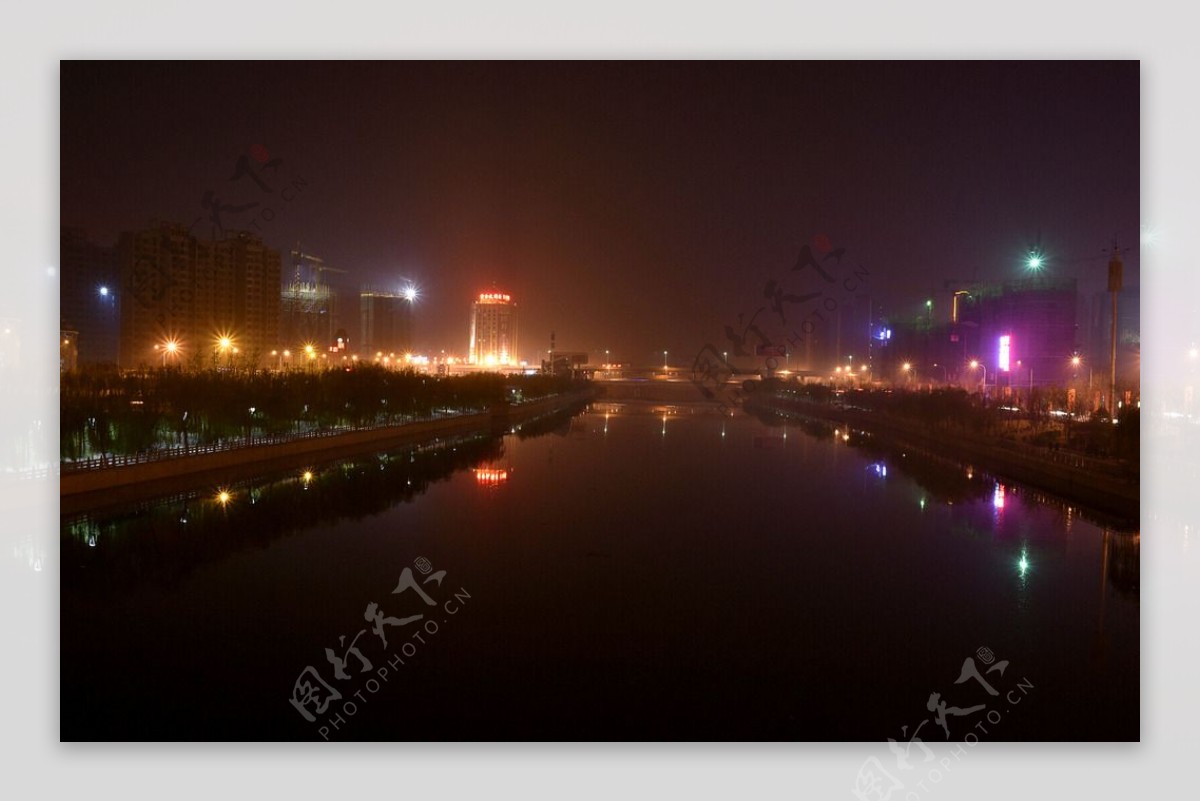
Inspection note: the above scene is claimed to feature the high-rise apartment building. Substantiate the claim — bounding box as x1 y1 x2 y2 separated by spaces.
117 222 281 369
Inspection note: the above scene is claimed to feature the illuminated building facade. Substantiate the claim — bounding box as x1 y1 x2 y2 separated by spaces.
881 275 1078 388
117 222 281 369
971 276 1077 389
281 282 336 352
469 291 518 365
281 248 340 353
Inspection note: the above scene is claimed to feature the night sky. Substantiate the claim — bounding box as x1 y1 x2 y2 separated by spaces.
60 61 1139 363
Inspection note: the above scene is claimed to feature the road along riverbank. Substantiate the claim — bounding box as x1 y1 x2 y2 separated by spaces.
61 390 595 515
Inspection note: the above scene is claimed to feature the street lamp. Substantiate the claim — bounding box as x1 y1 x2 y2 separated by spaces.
969 359 987 394
663 350 668 370
154 339 180 368
901 362 912 387
1071 354 1093 389
216 334 235 368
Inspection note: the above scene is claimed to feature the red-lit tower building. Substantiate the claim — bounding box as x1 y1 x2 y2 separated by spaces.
468 291 518 366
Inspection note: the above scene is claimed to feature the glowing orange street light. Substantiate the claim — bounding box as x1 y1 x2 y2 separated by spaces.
155 338 180 367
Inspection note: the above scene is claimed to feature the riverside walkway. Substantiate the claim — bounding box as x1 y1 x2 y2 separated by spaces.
61 391 594 513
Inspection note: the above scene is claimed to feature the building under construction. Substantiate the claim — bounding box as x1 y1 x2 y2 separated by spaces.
359 288 413 358
280 246 342 351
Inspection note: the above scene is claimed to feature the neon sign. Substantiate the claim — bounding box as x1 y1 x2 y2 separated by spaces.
478 292 511 303
998 334 1011 372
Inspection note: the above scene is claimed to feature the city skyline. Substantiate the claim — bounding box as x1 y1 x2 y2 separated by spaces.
60 61 1139 365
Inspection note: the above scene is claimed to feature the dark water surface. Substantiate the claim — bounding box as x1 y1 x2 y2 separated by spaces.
61 402 1138 741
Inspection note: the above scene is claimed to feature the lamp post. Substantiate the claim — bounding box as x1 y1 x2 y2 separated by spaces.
1070 355 1092 415
155 339 179 368
969 359 987 395
217 336 234 368
1106 243 1124 416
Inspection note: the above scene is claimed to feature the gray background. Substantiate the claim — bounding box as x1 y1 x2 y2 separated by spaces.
3 1 1192 798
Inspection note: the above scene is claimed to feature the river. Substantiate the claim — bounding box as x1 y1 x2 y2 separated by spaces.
60 400 1138 741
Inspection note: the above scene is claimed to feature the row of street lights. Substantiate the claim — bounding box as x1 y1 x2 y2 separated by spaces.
151 336 321 369
896 354 1096 393
151 337 439 370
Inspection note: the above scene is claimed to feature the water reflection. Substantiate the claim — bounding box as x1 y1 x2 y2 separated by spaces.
722 402 1138 602
1104 529 1140 597
62 430 505 594
60 401 1139 741
473 468 510 486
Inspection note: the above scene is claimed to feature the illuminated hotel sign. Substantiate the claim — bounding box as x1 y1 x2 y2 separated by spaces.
478 292 511 303
998 334 1012 372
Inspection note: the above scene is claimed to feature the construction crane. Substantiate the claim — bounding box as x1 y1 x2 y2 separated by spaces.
283 245 347 351
291 245 347 287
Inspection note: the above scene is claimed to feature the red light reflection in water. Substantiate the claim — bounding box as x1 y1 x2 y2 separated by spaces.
474 468 509 486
